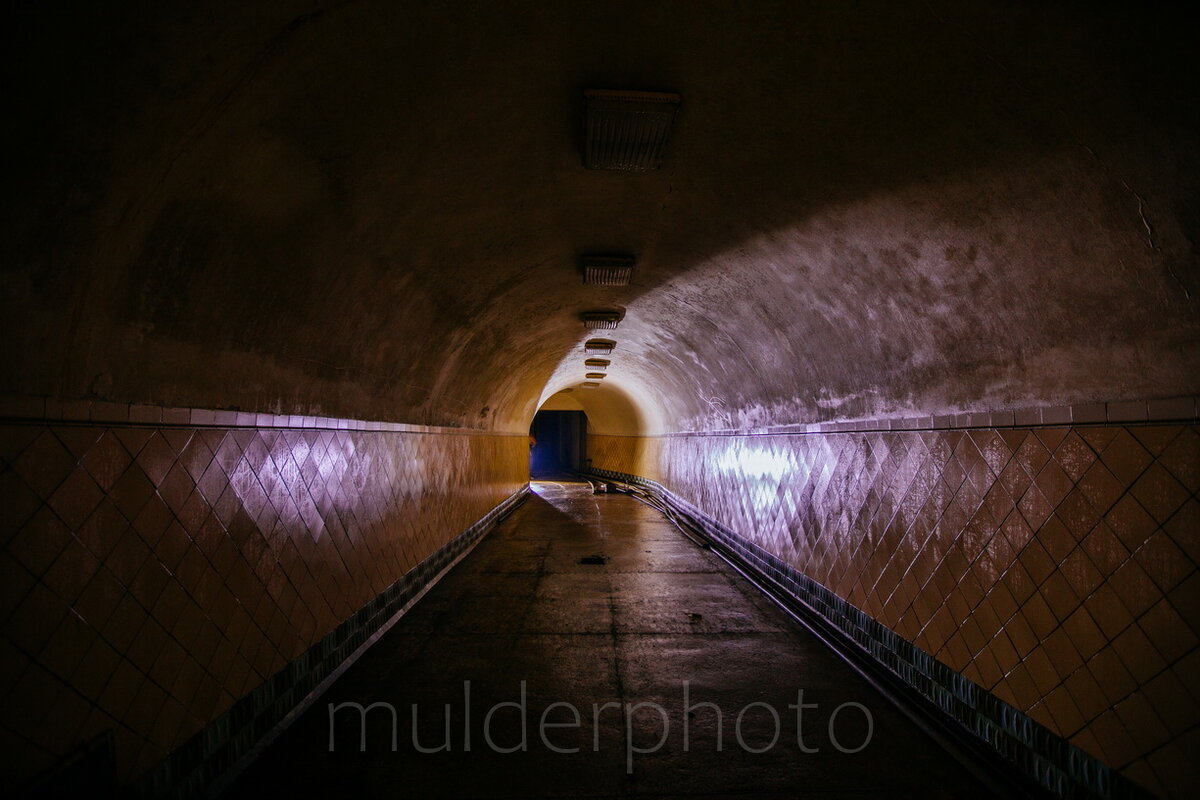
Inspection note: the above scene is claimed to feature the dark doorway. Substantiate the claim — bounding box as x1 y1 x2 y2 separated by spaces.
529 410 587 478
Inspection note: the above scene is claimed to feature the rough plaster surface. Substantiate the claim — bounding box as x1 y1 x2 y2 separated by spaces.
3 1 1197 434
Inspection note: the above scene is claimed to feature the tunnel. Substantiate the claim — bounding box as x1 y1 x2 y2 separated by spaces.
1 1 1198 797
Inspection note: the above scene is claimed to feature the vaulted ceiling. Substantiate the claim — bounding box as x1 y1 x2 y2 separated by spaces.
3 0 1197 434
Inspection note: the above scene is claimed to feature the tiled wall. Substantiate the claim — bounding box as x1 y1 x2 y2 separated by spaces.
1 415 527 790
586 435 661 482
590 423 1199 798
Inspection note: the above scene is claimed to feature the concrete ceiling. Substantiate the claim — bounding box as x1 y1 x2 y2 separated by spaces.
3 0 1197 434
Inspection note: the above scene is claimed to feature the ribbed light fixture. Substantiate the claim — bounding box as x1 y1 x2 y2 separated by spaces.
581 255 634 286
584 89 681 171
584 358 610 369
584 338 616 355
581 310 624 330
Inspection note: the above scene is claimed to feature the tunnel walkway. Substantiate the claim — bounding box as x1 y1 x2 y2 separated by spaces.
224 482 999 799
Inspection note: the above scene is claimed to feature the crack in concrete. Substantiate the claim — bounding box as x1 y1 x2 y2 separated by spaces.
1121 181 1191 301
924 0 1193 305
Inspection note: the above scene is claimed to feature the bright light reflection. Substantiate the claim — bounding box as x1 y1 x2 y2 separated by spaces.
715 446 791 481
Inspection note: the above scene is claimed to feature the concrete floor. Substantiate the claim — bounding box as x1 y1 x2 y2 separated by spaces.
225 482 998 799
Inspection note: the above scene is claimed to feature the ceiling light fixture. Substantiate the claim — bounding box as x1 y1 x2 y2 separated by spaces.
581 310 624 330
581 255 635 286
584 89 681 172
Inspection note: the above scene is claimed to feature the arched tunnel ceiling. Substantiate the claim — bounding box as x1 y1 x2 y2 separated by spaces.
3 0 1197 434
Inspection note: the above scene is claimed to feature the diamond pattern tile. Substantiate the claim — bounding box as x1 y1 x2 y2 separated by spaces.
1 420 526 786
590 422 1199 795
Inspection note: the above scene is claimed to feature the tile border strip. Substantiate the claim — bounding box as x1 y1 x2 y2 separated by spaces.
120 485 531 799
584 467 1156 800
647 396 1199 438
2 395 1194 438
0 396 526 436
